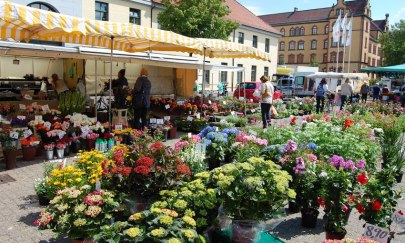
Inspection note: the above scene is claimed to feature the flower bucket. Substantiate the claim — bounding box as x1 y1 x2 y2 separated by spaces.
301 208 319 228
22 146 36 161
168 127 177 139
56 149 65 159
325 229 347 240
85 139 96 151
45 150 54 160
36 143 43 156
3 150 17 170
37 194 50 206
64 144 71 156
231 220 258 243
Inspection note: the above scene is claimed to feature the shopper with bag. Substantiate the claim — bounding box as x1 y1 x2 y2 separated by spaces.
259 75 274 129
132 68 152 130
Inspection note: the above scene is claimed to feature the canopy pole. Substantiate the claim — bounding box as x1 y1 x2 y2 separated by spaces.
95 60 98 118
243 70 246 115
347 42 352 73
108 36 114 131
201 47 206 112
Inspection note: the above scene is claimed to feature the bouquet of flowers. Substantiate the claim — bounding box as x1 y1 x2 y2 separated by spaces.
43 143 55 151
21 136 40 147
0 103 16 117
56 143 66 150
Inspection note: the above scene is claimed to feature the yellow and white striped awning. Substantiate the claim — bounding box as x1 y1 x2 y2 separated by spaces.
197 38 271 62
0 1 201 53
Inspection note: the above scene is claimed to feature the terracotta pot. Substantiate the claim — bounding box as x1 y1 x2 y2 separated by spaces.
168 127 177 139
301 208 319 228
325 229 347 240
22 146 37 161
231 220 258 243
3 150 17 170
85 139 96 151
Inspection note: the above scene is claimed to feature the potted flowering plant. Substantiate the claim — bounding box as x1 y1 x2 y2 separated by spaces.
0 126 20 169
198 126 228 170
85 132 99 151
59 137 72 156
44 143 55 160
21 135 40 161
36 186 121 242
0 103 16 118
211 157 296 243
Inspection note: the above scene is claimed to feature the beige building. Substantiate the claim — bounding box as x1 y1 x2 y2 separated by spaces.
259 0 388 74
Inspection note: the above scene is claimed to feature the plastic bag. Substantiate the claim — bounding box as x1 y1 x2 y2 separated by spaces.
253 89 261 98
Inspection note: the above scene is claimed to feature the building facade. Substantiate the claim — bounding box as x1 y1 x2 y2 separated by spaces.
10 0 281 94
259 0 388 74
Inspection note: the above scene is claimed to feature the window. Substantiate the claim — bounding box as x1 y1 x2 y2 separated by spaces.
279 41 285 51
95 1 108 21
264 67 269 77
323 53 328 63
330 52 337 62
339 51 343 61
324 39 329 49
364 38 367 49
290 28 295 36
364 53 367 62
238 32 244 44
280 28 285 36
373 45 377 55
300 27 305 35
311 40 317 49
372 58 376 67
295 27 300 36
298 41 304 50
369 43 372 53
28 2 58 12
204 70 210 84
221 62 228 83
289 41 295 50
129 8 141 25
331 38 337 47
378 48 381 56
288 54 295 64
279 55 285 65
366 22 369 32
252 35 258 48
336 9 344 16
265 38 270 53
312 26 318 35
368 57 371 65
297 54 304 64
237 64 243 83
325 24 329 34
251 66 257 81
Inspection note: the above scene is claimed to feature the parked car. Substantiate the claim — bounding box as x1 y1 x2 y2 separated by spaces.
233 82 283 102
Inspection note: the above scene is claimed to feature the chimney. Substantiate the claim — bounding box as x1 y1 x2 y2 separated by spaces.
294 7 298 12
385 13 389 21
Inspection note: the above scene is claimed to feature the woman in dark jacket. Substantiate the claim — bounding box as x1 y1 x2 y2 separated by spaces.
133 68 151 130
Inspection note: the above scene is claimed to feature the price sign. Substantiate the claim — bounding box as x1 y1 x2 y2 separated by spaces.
44 122 51 129
251 109 256 113
196 113 201 119
186 116 193 121
19 104 26 110
58 132 64 139
393 211 405 228
164 116 171 121
35 115 43 121
156 119 164 125
208 100 212 104
187 133 192 138
165 104 170 110
81 126 90 135
9 132 19 139
363 223 390 243
115 124 123 130
150 118 157 124
215 127 219 132
231 111 235 116
42 105 50 111
23 129 33 138
17 115 26 120
32 102 37 107
24 94 32 100
177 101 184 106
223 101 227 105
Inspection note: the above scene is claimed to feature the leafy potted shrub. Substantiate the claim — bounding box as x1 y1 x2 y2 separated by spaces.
198 126 228 170
0 127 19 169
210 157 296 243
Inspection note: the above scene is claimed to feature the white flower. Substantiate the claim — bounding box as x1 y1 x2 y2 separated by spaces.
319 172 328 178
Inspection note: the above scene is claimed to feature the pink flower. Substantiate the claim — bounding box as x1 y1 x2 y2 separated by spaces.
307 153 317 161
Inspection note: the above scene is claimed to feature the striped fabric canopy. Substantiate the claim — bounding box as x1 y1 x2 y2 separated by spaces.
0 1 201 53
197 38 271 62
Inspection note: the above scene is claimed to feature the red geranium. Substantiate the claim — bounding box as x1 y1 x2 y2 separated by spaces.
176 163 191 175
344 117 355 128
290 116 297 125
134 165 151 175
149 141 165 150
357 173 368 185
136 157 154 167
356 203 365 214
371 201 382 211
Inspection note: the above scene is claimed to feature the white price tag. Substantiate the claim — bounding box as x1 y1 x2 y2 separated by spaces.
251 109 256 113
187 133 192 138
95 180 101 191
393 211 405 228
58 132 64 139
17 115 26 120
250 99 253 102
156 119 164 125
177 101 184 106
35 115 43 121
208 100 212 104
115 124 123 130
165 104 170 110
363 223 390 243
42 105 50 111
223 101 227 105
54 116 58 120
9 132 19 139
164 116 171 121
231 111 235 116
81 126 90 135
24 94 32 100
150 118 157 124
19 104 26 110
196 113 201 119
23 129 33 138
215 127 219 132
32 102 37 107
44 122 51 129
187 116 193 121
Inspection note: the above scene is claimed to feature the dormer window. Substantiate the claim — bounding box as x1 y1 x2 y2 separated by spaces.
336 9 344 16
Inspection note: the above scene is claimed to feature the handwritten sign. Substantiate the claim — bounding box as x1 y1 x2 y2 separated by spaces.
9 132 19 139
165 104 170 110
150 118 157 124
24 94 32 100
208 100 212 104
196 113 201 119
393 211 405 228
19 104 26 110
164 116 171 121
115 124 123 130
186 116 193 121
81 126 90 135
23 129 33 138
42 105 50 111
35 115 43 121
156 119 164 125
363 223 390 243
44 122 52 129
177 101 184 106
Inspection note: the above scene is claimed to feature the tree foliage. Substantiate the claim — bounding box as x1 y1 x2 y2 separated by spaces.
157 0 239 40
379 20 405 66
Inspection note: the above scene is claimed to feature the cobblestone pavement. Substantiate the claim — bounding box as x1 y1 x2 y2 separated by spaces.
1 130 404 243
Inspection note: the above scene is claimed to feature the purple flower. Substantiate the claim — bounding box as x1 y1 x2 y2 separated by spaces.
357 160 365 170
284 140 298 153
294 157 306 175
345 159 356 171
331 155 341 167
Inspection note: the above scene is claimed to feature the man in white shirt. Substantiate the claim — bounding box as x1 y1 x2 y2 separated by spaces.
340 78 354 110
260 75 274 129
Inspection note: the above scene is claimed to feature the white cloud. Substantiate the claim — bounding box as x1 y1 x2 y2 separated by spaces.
392 7 405 24
245 5 267 16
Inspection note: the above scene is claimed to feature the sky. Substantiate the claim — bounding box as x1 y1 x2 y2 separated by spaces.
238 0 405 25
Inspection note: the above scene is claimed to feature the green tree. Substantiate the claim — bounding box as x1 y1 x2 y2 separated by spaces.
379 20 405 66
157 0 239 39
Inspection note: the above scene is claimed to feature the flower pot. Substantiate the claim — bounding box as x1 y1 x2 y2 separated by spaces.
37 194 50 206
231 220 258 243
45 150 54 160
162 129 168 142
288 201 301 214
325 229 347 240
395 172 403 183
3 150 17 170
208 158 221 170
168 127 177 139
56 149 65 159
71 239 94 243
301 208 319 228
85 139 96 151
22 146 37 161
